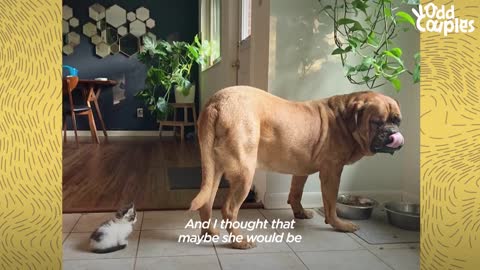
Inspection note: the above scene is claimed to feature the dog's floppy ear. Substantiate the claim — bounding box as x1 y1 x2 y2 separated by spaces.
344 100 366 128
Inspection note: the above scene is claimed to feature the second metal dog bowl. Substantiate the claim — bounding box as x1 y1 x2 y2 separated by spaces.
336 194 377 220
384 201 420 231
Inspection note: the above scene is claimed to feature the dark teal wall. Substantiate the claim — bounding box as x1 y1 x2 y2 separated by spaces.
63 0 199 131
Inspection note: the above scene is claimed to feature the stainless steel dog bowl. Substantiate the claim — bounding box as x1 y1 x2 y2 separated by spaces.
336 194 377 220
384 201 420 231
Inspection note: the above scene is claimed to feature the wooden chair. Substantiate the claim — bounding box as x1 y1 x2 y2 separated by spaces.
63 76 99 146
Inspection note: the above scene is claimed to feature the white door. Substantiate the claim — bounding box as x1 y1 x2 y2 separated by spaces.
236 0 253 86
199 0 238 108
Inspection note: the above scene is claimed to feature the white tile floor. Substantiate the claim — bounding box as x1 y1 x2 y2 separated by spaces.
63 209 419 270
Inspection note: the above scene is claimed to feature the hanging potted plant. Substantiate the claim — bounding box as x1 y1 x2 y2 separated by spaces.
318 0 420 91
136 35 210 119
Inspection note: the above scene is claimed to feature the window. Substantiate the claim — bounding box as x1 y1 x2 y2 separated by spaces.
200 0 221 69
240 0 252 41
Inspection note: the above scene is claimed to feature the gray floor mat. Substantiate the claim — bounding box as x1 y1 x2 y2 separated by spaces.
316 207 419 244
167 166 229 190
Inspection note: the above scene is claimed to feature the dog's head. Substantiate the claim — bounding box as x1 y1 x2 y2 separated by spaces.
343 91 404 155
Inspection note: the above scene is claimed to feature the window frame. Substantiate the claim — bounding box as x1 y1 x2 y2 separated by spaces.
240 0 252 41
200 0 221 70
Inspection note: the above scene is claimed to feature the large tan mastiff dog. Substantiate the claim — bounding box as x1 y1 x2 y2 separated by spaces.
190 86 404 249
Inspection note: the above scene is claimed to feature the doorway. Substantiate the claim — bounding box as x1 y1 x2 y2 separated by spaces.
236 0 253 86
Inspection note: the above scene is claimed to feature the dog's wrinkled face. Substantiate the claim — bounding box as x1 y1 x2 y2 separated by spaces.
346 92 404 155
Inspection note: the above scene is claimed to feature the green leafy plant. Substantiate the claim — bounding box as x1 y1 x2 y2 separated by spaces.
135 35 210 119
319 0 420 91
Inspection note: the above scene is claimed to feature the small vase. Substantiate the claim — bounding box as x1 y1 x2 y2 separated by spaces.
174 85 196 103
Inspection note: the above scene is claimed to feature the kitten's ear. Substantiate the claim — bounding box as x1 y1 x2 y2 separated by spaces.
115 202 135 219
126 204 135 216
125 203 136 222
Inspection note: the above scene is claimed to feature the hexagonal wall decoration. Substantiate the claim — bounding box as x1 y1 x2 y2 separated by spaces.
119 34 139 57
136 7 149 21
83 22 98 37
146 18 155 29
118 26 128 37
101 27 118 45
62 20 69 34
127 12 136 22
66 32 81 47
63 5 73 20
89 3 106 21
97 20 106 31
63 44 74 55
81 4 156 58
106 5 126 28
96 42 111 58
69 18 79 28
91 35 102 45
129 20 146 38
63 6 82 55
111 43 120 54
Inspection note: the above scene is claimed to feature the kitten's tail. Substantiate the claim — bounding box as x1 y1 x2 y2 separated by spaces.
91 244 127 254
190 106 218 211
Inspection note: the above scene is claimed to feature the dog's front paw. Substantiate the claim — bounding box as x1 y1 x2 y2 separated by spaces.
231 239 256 249
294 209 314 219
331 219 359 232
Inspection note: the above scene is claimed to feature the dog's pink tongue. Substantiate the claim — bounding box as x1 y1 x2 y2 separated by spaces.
386 132 404 148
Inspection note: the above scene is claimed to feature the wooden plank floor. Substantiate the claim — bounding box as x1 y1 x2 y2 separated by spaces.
62 136 228 213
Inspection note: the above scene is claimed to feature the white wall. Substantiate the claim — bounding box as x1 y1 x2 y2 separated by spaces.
265 0 420 208
396 18 420 204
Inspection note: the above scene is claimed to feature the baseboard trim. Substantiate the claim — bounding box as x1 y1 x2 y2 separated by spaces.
65 130 174 137
264 190 403 209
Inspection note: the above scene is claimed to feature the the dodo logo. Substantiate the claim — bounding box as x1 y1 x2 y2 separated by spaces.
412 3 475 36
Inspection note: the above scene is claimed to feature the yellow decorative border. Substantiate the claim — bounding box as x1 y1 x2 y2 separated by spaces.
421 0 480 269
1 0 480 268
0 0 62 268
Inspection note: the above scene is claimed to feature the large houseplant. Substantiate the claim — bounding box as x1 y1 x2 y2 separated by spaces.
136 35 210 119
318 0 420 91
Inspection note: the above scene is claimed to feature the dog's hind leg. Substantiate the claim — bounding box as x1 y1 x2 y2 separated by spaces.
222 165 256 249
199 168 222 236
191 106 222 236
190 106 218 211
288 175 314 219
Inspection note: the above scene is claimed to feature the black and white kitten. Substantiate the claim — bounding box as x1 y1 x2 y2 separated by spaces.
89 203 137 253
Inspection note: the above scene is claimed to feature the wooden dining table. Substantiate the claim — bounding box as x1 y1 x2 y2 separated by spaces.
74 79 117 143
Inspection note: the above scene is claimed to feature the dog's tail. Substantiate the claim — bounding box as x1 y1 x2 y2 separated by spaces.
190 106 218 211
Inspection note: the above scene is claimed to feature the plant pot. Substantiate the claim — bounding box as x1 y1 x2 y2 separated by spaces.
175 85 195 103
